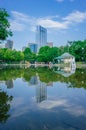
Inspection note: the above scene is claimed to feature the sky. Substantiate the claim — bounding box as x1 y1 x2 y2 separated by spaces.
0 0 86 50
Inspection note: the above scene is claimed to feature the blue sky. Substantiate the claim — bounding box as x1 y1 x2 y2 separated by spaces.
0 0 86 50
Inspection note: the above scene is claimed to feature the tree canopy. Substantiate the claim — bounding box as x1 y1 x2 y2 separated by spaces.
0 8 12 41
37 46 59 62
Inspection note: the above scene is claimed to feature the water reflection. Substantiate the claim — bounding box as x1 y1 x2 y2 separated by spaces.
0 66 86 130
5 80 14 88
0 90 13 123
53 66 76 77
36 76 47 103
29 75 52 103
0 66 86 89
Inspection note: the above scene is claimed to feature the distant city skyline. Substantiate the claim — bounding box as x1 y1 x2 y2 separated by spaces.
0 0 86 50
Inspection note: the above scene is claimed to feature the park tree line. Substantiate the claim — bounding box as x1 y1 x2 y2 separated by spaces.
0 39 86 63
37 40 86 62
0 8 86 63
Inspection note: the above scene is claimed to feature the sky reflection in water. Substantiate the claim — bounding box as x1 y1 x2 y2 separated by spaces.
0 66 86 130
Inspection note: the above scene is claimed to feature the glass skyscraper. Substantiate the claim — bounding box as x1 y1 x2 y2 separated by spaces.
36 25 47 52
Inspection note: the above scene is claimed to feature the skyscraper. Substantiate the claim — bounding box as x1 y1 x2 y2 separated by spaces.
36 25 47 52
5 40 13 50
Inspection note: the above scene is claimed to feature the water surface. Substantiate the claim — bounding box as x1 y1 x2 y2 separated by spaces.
0 66 86 130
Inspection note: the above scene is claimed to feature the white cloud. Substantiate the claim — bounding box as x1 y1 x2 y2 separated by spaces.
12 11 37 24
37 11 86 29
11 11 30 22
41 15 59 19
56 0 64 2
63 11 86 23
10 11 36 31
38 98 86 117
10 10 86 32
37 19 67 29
64 105 86 117
38 99 67 109
10 20 25 31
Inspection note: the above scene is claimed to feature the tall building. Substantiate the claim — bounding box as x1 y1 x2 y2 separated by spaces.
28 43 37 53
5 40 13 50
36 25 47 52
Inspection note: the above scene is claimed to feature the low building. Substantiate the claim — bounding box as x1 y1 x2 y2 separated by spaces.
28 43 37 53
54 52 76 68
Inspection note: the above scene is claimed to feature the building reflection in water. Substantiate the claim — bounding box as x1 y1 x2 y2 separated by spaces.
5 80 13 89
53 66 76 77
29 75 53 103
36 76 47 103
29 76 38 85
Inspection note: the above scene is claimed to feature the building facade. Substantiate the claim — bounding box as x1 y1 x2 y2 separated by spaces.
36 25 47 52
5 40 13 50
54 52 76 68
28 43 37 53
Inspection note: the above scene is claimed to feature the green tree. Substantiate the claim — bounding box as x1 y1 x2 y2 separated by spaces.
23 47 32 61
0 8 12 42
37 46 59 62
37 46 50 62
68 40 86 62
0 48 24 63
15 51 24 62
0 48 7 62
30 53 37 63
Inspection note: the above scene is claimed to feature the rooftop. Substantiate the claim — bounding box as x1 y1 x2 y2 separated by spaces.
54 53 74 60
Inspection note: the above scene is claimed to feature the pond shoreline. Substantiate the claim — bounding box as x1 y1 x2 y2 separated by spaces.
0 62 86 68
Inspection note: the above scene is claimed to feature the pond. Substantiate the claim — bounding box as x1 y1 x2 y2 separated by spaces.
0 66 86 130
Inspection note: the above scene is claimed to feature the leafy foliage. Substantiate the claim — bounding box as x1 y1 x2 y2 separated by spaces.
0 48 24 63
68 40 86 62
37 46 59 62
0 8 12 41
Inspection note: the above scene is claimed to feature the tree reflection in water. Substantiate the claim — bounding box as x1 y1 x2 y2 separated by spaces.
0 66 86 89
0 90 13 123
